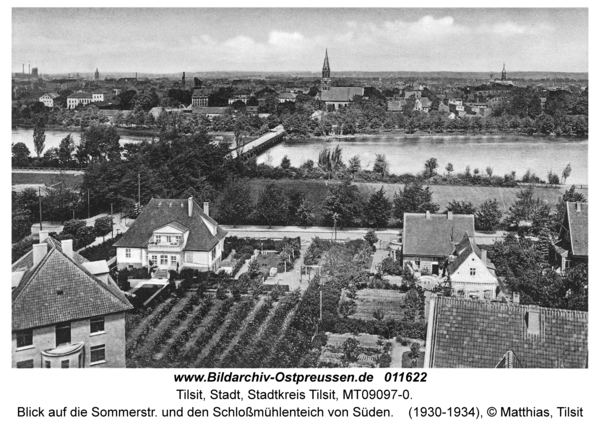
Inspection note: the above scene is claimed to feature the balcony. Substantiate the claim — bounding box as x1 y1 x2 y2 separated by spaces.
147 240 183 252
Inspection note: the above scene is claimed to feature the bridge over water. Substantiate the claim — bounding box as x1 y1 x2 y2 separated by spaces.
229 125 286 161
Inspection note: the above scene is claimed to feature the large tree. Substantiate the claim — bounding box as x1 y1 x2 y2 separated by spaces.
58 134 75 166
33 124 46 158
12 142 30 167
254 183 288 228
217 180 254 227
364 187 392 229
475 199 503 231
393 182 439 221
445 200 476 215
323 179 363 228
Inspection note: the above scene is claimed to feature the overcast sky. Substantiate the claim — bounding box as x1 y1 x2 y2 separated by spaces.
12 8 588 74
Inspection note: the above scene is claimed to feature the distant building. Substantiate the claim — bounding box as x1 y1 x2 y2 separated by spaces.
94 68 100 80
114 198 227 272
321 49 331 91
318 50 364 108
277 92 296 103
12 233 132 368
553 202 588 272
39 92 60 108
192 106 227 118
192 89 209 107
67 92 93 109
424 296 588 368
92 91 112 102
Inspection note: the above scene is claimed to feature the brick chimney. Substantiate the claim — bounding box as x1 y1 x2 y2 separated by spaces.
481 249 487 265
61 239 73 259
447 211 453 220
188 197 193 217
39 230 49 243
426 210 431 219
203 202 209 217
33 243 48 267
526 307 540 335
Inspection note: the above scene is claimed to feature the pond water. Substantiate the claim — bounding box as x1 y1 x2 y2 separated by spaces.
256 134 588 184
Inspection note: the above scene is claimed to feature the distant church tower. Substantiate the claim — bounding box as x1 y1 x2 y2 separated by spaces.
94 68 100 80
501 63 507 81
182 72 186 86
321 49 331 91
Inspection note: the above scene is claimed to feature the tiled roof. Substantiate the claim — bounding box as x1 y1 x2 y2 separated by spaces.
68 92 93 99
192 89 209 98
447 232 496 276
566 202 588 256
427 297 588 368
387 100 406 111
192 106 227 115
402 213 475 257
114 198 227 251
320 87 364 102
12 244 132 331
12 237 88 272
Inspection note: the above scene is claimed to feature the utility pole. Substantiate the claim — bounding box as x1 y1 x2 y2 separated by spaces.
138 173 141 204
87 189 90 219
38 186 43 231
110 203 114 239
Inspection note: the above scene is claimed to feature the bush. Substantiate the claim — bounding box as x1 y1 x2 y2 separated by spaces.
379 353 392 368
79 236 120 261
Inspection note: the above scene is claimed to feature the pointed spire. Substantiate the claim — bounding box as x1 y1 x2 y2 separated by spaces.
323 49 330 72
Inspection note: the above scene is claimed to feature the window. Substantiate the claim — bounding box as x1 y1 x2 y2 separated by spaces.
16 329 33 349
211 247 217 261
91 344 106 364
44 361 51 369
90 316 105 334
61 360 69 369
56 322 71 347
171 256 177 266
125 248 131 258
16 360 34 368
166 235 172 243
470 268 476 276
174 236 181 245
160 255 168 265
151 255 157 265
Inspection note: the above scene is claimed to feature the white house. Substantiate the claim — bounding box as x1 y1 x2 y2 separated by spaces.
39 92 60 108
445 232 499 300
114 198 227 272
67 92 93 109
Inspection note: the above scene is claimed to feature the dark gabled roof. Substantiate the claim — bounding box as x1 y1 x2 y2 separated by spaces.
12 237 88 272
192 88 208 98
68 92 93 99
566 202 588 256
114 198 227 251
12 244 132 331
447 232 496 276
320 87 364 102
402 213 475 257
427 297 588 368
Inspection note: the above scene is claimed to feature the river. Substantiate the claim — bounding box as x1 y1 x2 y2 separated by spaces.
256 134 588 185
12 128 588 184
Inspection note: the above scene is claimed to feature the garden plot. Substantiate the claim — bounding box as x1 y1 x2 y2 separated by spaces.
350 289 407 320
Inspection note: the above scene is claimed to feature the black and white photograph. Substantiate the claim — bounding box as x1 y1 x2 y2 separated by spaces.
10 6 589 374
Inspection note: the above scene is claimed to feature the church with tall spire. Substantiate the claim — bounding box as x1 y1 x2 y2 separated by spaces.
501 63 507 81
94 68 100 80
321 49 331 91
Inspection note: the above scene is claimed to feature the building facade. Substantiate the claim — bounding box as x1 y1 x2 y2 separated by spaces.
67 92 93 109
39 92 60 108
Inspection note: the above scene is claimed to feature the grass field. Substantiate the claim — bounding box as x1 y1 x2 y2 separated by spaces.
350 289 407 321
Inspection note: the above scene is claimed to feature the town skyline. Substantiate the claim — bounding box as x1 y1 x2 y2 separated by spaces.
13 8 588 74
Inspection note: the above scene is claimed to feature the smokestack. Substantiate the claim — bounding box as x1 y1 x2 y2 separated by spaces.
188 197 193 217
61 239 73 259
481 249 487 265
33 243 48 267
39 230 49 243
29 62 31 74
22 63 24 74
447 211 453 220
426 211 431 219
203 202 209 217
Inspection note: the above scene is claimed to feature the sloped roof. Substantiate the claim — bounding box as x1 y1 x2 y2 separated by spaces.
192 106 227 115
447 232 496 276
403 213 475 257
68 92 93 99
192 88 208 98
320 87 364 102
114 198 227 251
12 245 132 331
12 237 88 272
427 297 588 368
566 202 588 256
387 100 406 111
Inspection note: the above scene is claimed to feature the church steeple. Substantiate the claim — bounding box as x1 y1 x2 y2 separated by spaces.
94 68 100 80
322 49 330 78
321 49 331 91
501 63 507 81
